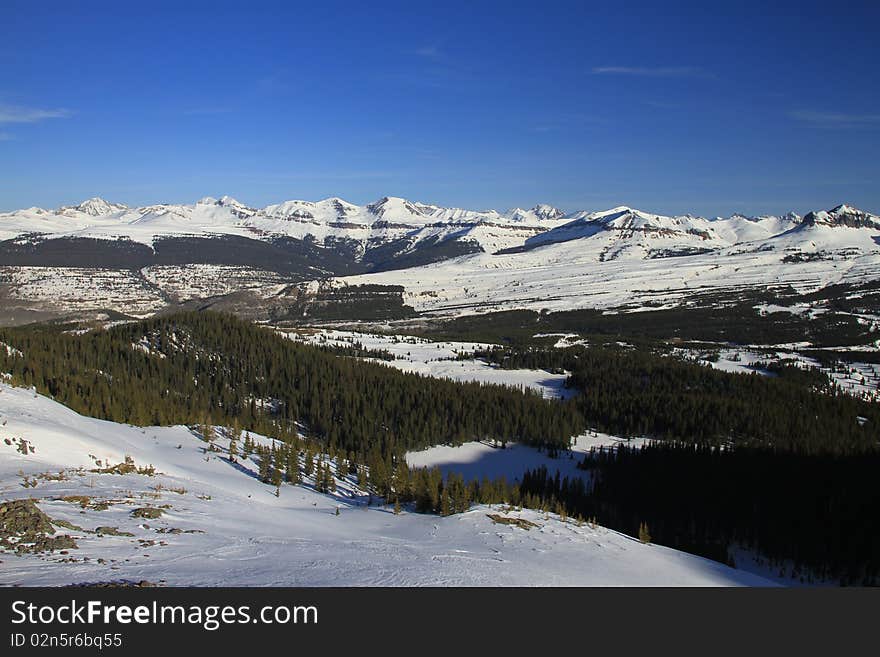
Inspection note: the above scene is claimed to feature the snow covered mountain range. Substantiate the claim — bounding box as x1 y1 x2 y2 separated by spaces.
348 202 880 318
4 195 877 262
0 195 576 270
1 196 879 321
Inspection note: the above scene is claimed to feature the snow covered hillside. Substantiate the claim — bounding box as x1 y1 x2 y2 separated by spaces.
2 196 878 328
0 195 570 260
340 204 880 317
2 197 878 323
0 383 771 586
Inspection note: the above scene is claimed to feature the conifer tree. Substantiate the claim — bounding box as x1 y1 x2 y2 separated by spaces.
304 448 315 477
228 433 238 463
393 459 411 502
258 447 271 483
286 450 301 484
202 420 215 448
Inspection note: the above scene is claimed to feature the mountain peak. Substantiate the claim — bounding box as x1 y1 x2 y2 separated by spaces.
196 195 248 208
62 197 126 216
369 195 407 207
217 195 246 208
504 205 567 224
530 204 566 221
586 206 644 222
803 204 878 229
367 196 430 219
319 196 356 207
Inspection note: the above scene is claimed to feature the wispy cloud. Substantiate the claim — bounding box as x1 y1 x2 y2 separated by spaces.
0 104 71 124
592 66 709 78
415 45 443 59
790 110 880 126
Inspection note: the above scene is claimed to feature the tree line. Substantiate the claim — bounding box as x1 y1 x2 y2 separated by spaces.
472 345 879 454
0 312 581 460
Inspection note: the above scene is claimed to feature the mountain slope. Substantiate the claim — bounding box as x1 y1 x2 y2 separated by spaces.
1 197 878 322
338 204 880 318
0 381 774 586
506 206 804 260
0 196 571 272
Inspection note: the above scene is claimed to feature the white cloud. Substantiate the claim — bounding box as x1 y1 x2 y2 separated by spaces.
0 104 71 124
415 45 443 59
592 66 707 77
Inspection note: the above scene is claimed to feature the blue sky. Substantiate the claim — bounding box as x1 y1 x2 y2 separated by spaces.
1 0 878 216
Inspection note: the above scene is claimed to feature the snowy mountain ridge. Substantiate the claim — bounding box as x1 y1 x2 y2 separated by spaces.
8 195 873 252
1 196 879 322
0 195 580 261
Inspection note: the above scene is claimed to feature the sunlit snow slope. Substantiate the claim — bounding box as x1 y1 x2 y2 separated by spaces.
2 197 878 321
337 204 880 316
0 383 771 586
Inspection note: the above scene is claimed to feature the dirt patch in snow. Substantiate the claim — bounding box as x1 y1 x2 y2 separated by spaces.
0 499 78 553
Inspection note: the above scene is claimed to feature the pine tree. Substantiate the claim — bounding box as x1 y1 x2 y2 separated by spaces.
313 461 327 493
285 450 301 484
228 432 238 463
304 448 314 477
271 459 283 488
440 485 451 517
258 447 271 483
639 521 652 544
323 462 332 493
393 459 411 502
202 420 215 448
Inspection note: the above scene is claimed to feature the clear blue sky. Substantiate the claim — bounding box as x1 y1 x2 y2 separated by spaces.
2 0 878 217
